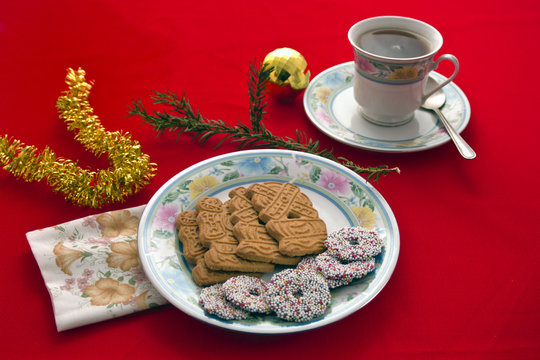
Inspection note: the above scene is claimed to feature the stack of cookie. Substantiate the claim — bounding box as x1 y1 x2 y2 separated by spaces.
175 182 328 286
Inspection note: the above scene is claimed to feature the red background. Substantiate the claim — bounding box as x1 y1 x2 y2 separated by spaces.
1 1 539 359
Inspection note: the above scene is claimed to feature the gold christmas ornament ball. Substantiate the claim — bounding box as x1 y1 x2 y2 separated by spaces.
263 48 310 101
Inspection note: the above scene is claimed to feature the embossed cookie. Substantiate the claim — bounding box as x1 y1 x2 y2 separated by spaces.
247 182 319 222
228 187 300 265
196 197 275 273
175 210 206 265
228 187 260 225
266 218 327 256
196 197 230 248
233 222 301 265
191 258 263 287
246 182 327 257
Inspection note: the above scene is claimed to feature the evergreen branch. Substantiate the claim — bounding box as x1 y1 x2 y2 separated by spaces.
248 61 272 133
128 61 399 182
338 157 400 183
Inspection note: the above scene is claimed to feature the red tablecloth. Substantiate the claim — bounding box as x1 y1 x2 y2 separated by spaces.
1 1 539 359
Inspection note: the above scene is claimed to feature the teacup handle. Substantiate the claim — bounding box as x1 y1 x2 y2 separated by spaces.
422 54 460 101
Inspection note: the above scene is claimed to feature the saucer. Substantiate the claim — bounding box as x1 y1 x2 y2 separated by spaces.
303 62 471 153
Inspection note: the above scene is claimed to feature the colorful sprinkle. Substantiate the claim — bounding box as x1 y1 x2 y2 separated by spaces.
296 256 353 288
265 268 331 322
222 275 272 314
199 283 249 320
325 226 383 261
315 251 375 281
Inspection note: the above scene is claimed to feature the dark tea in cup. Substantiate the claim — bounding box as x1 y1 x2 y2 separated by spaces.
356 28 432 58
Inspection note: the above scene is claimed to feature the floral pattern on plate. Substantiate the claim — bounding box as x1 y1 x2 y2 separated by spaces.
303 62 471 152
138 150 399 334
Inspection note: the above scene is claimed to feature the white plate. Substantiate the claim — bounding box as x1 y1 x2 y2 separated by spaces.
303 61 471 152
138 149 399 333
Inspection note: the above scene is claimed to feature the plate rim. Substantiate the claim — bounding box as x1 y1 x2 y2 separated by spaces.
303 61 471 153
138 149 400 334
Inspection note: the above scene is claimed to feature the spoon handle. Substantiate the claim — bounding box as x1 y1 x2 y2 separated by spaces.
435 108 476 159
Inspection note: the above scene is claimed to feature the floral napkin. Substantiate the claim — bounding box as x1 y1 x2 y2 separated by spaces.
26 205 168 331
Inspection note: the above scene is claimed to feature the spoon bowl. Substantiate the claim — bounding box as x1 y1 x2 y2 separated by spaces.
422 78 476 159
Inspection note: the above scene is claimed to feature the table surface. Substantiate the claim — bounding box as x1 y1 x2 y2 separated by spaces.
1 1 539 359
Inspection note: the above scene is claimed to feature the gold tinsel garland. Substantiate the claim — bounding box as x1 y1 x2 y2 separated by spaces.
0 68 157 208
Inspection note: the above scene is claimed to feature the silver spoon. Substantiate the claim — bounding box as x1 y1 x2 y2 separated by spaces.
422 78 476 159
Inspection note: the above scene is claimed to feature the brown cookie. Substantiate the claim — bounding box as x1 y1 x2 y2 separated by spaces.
266 218 327 256
196 197 275 273
229 186 300 265
175 210 207 265
228 187 260 225
247 182 327 257
247 182 320 222
233 222 301 265
195 197 230 248
191 258 263 286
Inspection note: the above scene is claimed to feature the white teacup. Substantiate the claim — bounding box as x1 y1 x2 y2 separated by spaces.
348 16 459 126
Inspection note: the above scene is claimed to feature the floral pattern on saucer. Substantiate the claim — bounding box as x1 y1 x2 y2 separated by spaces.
138 150 399 334
303 62 471 153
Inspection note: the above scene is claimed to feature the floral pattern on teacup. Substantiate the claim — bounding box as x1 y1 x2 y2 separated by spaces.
353 51 431 83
